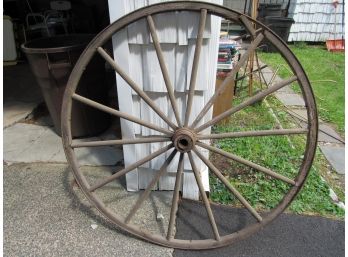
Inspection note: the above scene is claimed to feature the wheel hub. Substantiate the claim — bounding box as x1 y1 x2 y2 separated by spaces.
172 128 196 153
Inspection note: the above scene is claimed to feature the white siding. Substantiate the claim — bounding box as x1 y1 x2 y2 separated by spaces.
223 0 289 14
222 0 345 42
108 0 222 200
288 0 345 42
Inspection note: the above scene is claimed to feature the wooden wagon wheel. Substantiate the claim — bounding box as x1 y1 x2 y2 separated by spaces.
61 1 318 250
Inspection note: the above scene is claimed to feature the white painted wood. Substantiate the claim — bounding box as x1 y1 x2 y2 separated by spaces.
182 172 199 200
177 11 189 45
138 167 158 190
136 138 150 169
150 141 169 170
188 11 211 39
287 0 344 42
140 93 168 185
174 46 188 92
200 12 222 193
128 19 150 44
142 44 165 92
129 44 144 94
186 39 209 91
132 95 141 135
159 170 176 190
140 93 169 136
151 13 178 43
108 1 138 191
108 0 223 199
166 151 181 173
142 44 175 92
183 93 205 173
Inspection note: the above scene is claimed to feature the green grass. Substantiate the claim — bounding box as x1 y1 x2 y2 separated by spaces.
258 43 345 133
209 95 344 218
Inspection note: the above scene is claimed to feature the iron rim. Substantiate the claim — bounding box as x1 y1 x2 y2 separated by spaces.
61 1 318 249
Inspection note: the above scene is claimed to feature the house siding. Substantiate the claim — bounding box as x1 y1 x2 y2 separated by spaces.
288 0 344 42
223 0 345 42
108 0 222 200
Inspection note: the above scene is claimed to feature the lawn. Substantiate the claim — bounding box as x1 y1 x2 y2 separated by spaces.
209 91 344 218
207 43 344 219
258 43 345 133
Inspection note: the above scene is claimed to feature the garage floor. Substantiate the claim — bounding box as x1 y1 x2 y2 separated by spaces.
3 62 43 128
3 60 122 167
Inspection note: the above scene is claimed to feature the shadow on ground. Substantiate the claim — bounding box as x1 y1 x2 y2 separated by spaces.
174 200 344 257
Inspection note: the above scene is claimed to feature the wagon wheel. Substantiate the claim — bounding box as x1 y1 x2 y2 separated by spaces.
62 1 318 250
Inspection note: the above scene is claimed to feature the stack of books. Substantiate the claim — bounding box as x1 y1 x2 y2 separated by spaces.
217 38 240 77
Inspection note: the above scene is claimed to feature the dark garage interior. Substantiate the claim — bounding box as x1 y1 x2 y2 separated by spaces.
3 0 116 134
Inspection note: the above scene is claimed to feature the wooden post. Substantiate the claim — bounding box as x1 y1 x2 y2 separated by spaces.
212 74 234 122
248 0 259 96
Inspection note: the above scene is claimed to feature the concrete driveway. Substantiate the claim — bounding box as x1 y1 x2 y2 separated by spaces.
4 163 344 257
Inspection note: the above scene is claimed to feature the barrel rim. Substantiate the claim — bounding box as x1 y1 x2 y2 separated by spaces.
21 34 95 54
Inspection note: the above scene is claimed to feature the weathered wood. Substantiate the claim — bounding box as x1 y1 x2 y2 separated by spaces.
197 142 296 185
97 47 177 130
89 143 173 192
188 152 220 241
71 136 170 148
72 94 172 136
184 9 207 126
61 2 318 249
212 76 234 121
190 32 265 128
167 153 184 240
195 76 298 132
125 149 177 224
193 148 262 222
147 15 182 127
197 128 308 140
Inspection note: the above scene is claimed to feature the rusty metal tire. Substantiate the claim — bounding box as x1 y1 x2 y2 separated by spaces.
61 1 318 250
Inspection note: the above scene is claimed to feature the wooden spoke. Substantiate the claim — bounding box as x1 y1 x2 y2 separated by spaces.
190 32 264 129
188 152 221 241
239 15 257 38
61 2 319 249
89 143 174 192
197 128 308 140
193 148 262 222
147 15 182 127
71 136 171 148
197 142 296 185
232 28 263 41
72 93 172 136
167 153 185 240
195 76 298 132
184 9 207 127
97 47 178 130
235 64 267 82
254 51 268 87
125 149 177 224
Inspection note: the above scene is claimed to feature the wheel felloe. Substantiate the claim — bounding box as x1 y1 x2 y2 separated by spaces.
61 1 318 249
